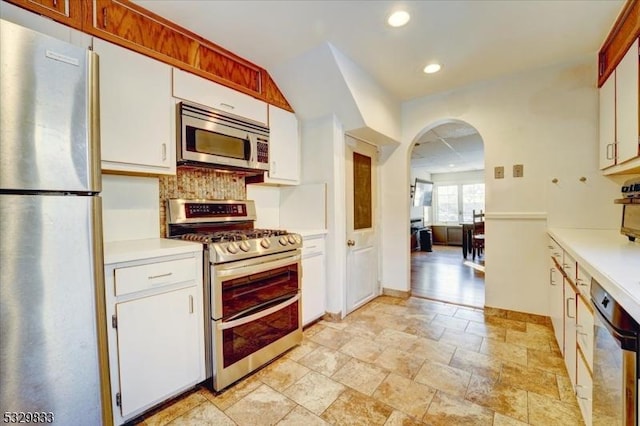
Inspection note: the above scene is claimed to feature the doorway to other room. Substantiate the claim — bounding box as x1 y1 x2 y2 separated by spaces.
409 121 485 308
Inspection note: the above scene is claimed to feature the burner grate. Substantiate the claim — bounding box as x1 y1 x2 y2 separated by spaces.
177 229 289 244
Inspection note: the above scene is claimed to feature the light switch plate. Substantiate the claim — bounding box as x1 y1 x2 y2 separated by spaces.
513 164 524 178
494 166 504 179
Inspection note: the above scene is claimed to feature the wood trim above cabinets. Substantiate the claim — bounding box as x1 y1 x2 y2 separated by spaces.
598 0 639 87
8 0 82 27
5 0 293 112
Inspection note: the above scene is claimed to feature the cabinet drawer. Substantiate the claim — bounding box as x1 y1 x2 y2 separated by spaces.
576 296 594 369
548 238 563 265
115 257 197 296
173 68 267 125
576 264 592 299
302 236 325 257
562 251 576 282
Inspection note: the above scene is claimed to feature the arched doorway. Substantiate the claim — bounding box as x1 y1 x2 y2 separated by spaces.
408 120 486 307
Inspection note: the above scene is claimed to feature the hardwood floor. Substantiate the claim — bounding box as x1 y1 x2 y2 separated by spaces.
411 245 485 308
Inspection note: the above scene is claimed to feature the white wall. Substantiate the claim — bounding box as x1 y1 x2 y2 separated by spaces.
102 175 160 242
298 115 346 316
381 57 622 315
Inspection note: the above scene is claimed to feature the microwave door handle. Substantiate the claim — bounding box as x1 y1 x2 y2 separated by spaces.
245 136 252 161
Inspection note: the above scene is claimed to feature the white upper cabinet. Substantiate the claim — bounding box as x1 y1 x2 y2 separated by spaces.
599 38 639 172
598 73 616 169
264 105 300 185
94 38 175 175
616 38 639 164
172 68 267 125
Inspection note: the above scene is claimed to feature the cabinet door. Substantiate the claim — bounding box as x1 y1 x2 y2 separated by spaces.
576 352 593 426
599 73 616 169
549 262 564 354
6 0 82 27
173 68 268 124
116 286 200 418
94 38 175 174
302 252 326 325
564 282 577 387
265 105 300 184
616 38 639 164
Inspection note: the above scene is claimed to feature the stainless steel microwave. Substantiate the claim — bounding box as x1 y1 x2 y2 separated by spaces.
178 101 269 172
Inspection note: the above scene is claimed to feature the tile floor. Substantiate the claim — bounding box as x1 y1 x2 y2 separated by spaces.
136 296 584 425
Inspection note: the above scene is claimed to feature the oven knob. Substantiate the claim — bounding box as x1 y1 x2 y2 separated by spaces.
278 236 288 246
260 238 271 249
226 242 239 254
287 234 297 244
239 240 251 252
292 234 302 244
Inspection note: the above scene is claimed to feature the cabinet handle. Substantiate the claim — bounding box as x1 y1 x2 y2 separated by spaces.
189 295 194 314
550 268 556 285
563 263 572 270
102 7 108 28
162 143 167 161
148 272 172 280
219 102 235 110
606 143 615 160
576 278 588 287
566 297 575 318
53 0 58 8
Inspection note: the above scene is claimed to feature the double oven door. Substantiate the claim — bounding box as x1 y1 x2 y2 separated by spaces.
210 251 302 391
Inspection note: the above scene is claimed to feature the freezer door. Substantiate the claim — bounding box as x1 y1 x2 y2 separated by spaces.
0 194 111 425
0 19 100 192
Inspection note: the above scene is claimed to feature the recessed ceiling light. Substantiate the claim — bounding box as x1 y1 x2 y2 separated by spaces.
449 164 455 168
388 11 410 27
423 63 442 74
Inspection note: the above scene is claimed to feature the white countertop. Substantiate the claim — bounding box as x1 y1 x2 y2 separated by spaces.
548 228 640 320
104 238 203 265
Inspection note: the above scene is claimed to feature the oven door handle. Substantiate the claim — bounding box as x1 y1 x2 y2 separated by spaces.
218 293 299 330
215 254 301 279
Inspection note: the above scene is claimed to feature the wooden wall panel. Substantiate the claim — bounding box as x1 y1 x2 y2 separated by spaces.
598 0 639 87
94 0 198 64
9 0 82 27
198 45 261 93
4 0 293 112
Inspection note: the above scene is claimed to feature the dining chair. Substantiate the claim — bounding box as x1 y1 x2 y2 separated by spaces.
472 209 485 260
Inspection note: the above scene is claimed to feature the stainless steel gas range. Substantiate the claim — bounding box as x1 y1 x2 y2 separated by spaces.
166 199 303 391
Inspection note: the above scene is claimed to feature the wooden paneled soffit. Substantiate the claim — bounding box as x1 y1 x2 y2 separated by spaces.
6 0 292 111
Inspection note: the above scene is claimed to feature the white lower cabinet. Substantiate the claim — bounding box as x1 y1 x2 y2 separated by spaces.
549 241 564 353
564 282 578 386
576 352 593 426
547 234 596 425
116 286 200 418
104 244 204 425
301 234 326 325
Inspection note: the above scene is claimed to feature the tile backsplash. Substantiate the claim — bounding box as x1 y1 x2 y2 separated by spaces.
159 167 246 236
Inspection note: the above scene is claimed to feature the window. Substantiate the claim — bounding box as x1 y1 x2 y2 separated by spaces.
434 183 485 223
462 183 485 222
435 185 459 223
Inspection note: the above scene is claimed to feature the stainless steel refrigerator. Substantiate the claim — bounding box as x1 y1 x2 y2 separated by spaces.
0 19 112 425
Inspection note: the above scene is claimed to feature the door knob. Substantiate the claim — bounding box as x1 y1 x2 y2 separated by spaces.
347 239 355 247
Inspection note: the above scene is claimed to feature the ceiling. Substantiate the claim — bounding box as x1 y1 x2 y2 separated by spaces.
134 0 622 174
135 0 623 101
411 122 483 174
